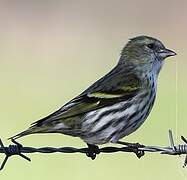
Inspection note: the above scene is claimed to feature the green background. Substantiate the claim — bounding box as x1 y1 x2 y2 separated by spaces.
0 0 186 179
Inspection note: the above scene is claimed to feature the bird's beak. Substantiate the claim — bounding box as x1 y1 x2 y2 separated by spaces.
158 49 177 59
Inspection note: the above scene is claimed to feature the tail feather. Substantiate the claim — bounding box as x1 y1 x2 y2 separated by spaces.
9 125 46 140
9 118 75 140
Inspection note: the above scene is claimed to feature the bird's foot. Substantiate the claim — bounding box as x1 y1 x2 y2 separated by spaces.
86 144 100 160
117 141 144 148
116 141 145 158
132 148 145 158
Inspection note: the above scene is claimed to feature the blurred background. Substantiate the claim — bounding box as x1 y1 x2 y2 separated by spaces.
0 0 186 179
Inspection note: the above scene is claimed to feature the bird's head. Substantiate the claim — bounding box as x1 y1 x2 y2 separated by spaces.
119 35 176 76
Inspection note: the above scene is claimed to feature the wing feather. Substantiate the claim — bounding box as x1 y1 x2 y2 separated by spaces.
33 68 142 126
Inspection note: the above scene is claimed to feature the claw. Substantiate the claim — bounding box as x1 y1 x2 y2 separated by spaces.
116 141 145 158
134 149 145 158
86 144 99 160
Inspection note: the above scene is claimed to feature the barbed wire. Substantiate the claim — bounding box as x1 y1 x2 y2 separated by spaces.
0 130 187 171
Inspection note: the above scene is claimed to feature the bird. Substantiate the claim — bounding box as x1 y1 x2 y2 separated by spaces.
10 35 176 159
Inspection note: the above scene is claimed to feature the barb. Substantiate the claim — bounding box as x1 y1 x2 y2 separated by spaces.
0 130 187 171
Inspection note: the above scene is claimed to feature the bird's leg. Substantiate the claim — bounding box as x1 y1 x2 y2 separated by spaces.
86 144 99 160
116 141 144 148
116 141 145 158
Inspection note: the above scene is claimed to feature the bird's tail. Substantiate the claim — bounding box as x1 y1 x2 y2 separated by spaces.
9 124 48 140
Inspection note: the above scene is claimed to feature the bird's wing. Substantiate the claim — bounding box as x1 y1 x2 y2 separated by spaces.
32 70 142 126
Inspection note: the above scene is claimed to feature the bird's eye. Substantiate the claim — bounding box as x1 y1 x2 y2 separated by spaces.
147 43 155 50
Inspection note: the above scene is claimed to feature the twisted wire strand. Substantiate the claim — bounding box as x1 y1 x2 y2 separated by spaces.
0 130 187 171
